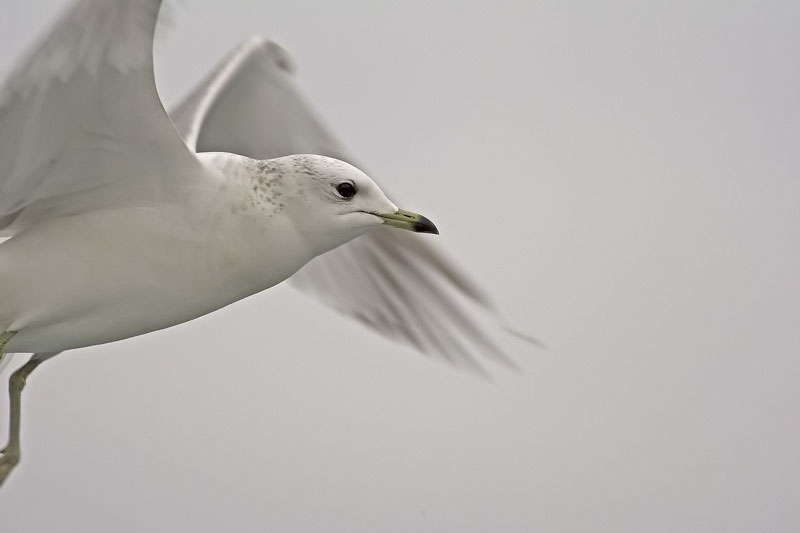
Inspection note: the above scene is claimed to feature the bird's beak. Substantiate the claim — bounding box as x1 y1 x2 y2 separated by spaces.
377 208 439 234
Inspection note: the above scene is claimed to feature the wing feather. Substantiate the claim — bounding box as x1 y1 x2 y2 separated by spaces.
0 0 203 235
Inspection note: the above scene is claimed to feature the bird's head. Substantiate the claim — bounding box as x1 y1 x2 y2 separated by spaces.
264 154 438 254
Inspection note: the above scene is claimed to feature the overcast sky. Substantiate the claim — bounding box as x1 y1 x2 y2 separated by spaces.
1 1 799 531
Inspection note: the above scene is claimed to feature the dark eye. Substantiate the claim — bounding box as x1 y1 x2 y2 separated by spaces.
335 181 357 199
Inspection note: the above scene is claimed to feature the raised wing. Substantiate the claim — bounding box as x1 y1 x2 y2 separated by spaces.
0 0 202 235
171 37 523 372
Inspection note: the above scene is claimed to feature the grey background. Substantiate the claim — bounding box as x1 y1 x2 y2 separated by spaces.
1 0 799 531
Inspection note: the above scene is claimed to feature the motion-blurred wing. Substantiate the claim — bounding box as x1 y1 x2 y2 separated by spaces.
171 37 520 371
0 0 203 235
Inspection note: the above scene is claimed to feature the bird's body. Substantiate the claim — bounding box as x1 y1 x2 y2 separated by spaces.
0 0 524 488
0 151 404 354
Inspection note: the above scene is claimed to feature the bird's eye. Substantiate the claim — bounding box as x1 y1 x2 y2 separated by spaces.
335 181 357 199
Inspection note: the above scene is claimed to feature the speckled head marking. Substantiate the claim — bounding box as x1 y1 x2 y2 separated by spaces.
245 159 288 217
198 153 290 218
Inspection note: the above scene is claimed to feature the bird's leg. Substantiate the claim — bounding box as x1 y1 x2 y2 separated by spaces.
0 352 49 488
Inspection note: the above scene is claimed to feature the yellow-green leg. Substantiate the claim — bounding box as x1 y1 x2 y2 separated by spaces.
0 347 57 489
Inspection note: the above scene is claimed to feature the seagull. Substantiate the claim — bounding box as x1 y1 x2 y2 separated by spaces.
0 0 531 487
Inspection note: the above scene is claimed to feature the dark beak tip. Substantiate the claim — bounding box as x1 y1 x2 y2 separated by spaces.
415 215 439 235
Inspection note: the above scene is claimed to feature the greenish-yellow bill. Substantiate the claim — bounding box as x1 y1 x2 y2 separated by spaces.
377 209 439 234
